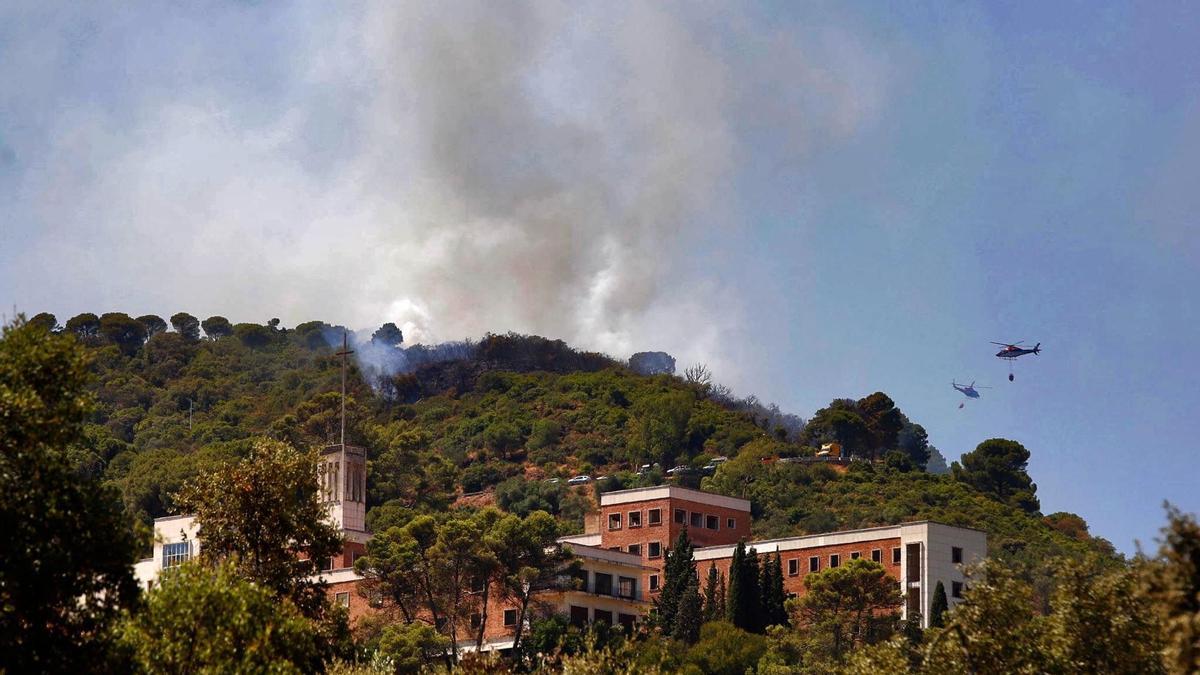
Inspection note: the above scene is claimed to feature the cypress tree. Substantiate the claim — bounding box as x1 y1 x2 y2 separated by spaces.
930 581 949 628
714 571 727 621
653 529 695 634
760 553 788 628
702 563 721 623
672 571 703 643
725 541 747 628
776 554 789 626
743 547 762 633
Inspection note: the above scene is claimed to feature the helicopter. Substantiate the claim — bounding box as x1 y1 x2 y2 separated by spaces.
951 380 990 408
992 341 1041 381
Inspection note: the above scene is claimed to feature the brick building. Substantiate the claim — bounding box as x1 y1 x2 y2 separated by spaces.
134 451 986 654
560 486 986 630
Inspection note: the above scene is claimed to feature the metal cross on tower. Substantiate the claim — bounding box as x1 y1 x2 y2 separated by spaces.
336 331 354 448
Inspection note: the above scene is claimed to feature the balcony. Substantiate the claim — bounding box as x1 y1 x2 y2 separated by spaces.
569 571 643 602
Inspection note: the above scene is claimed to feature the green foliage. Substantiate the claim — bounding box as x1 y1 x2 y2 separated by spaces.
201 315 233 339
135 315 167 338
367 420 458 511
357 507 573 664
370 322 404 347
1141 504 1200 674
99 312 148 355
761 553 789 628
794 558 901 664
652 529 696 635
115 561 321 674
66 311 102 341
29 311 59 331
685 621 768 675
176 438 343 618
952 438 1040 514
702 563 725 623
929 581 948 628
838 555 1169 675
170 312 201 341
672 572 704 643
0 317 139 673
378 620 451 673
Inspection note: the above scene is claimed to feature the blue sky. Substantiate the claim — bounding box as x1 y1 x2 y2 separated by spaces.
2 1 1197 553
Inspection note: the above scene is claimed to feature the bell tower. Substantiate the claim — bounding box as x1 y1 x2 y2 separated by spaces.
319 443 367 533
317 331 368 548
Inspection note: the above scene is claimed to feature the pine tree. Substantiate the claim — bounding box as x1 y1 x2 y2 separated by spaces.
930 581 949 628
702 563 722 623
726 541 747 628
673 571 703 643
653 529 695 635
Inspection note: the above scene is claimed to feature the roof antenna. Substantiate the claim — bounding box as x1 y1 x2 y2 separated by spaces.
336 330 354 447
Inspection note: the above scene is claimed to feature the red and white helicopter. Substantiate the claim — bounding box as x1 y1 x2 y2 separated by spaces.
992 341 1041 381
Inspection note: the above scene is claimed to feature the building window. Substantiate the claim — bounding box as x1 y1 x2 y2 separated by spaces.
594 609 613 626
892 547 902 564
618 576 637 599
335 592 350 608
162 541 191 569
872 549 882 563
627 544 641 556
650 574 660 591
608 513 622 530
320 556 335 572
809 556 820 572
727 517 736 529
504 609 519 626
788 558 799 576
952 547 963 564
367 589 384 608
706 515 719 530
648 541 662 558
352 550 365 564
570 568 590 592
690 512 703 528
618 613 636 632
569 606 588 627
629 511 642 528
851 551 860 560
674 508 686 524
952 581 964 599
470 613 482 629
648 508 662 525
595 573 614 596
830 554 840 568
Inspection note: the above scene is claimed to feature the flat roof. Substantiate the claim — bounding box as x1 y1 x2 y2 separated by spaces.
693 520 986 560
563 543 657 569
599 485 751 512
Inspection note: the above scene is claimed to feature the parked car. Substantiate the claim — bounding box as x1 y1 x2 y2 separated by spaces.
567 475 593 485
546 477 561 484
665 465 690 475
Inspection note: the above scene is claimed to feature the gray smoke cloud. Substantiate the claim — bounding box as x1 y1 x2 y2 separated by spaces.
1 1 889 386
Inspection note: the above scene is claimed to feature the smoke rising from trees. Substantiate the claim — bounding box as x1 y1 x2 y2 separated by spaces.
1 2 887 391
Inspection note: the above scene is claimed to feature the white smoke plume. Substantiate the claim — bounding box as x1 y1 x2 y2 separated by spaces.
1 1 889 388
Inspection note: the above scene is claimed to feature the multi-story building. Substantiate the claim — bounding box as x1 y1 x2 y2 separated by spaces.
134 451 986 654
561 486 986 628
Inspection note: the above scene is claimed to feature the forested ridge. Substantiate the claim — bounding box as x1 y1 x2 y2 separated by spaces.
31 311 1112 568
7 312 1198 674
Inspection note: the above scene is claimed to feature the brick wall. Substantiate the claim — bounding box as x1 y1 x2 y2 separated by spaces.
599 495 750 593
693 536 902 601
